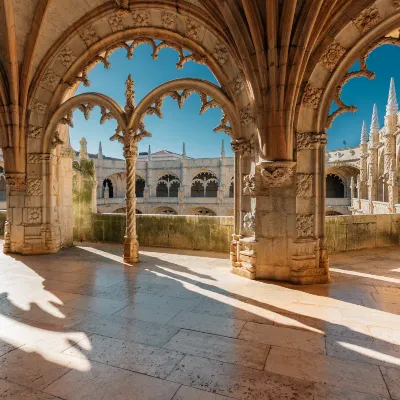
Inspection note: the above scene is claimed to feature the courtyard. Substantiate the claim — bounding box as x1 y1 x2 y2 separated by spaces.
0 240 398 399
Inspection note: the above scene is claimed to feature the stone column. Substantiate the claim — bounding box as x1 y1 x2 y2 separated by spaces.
384 124 397 212
123 137 139 263
350 176 355 200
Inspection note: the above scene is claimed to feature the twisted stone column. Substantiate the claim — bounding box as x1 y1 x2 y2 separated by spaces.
123 139 139 263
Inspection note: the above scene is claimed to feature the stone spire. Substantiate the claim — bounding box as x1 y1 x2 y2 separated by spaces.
220 139 225 158
124 74 135 117
147 145 151 161
182 142 186 159
360 121 368 144
386 77 398 116
98 141 103 159
370 104 379 137
79 137 88 160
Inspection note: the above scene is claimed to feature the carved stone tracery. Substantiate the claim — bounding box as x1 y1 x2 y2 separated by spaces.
296 214 314 237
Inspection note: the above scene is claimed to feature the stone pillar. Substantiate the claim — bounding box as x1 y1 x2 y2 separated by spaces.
384 122 397 212
350 176 355 200
123 137 139 264
104 183 109 199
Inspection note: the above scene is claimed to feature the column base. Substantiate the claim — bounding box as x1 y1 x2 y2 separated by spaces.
123 238 140 264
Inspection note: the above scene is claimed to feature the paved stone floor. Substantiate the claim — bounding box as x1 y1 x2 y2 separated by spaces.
0 240 399 399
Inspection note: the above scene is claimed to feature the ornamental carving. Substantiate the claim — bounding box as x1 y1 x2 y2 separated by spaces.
161 11 176 30
185 19 201 41
296 174 313 197
260 162 296 188
115 0 130 15
232 73 245 96
243 211 256 233
297 132 325 150
28 208 42 223
108 13 124 32
353 4 381 34
58 47 76 69
240 105 253 125
27 179 43 196
319 42 346 72
302 84 323 110
32 100 47 115
230 138 251 156
41 70 59 91
4 173 26 191
296 214 314 237
394 0 400 10
213 42 229 65
243 174 255 196
28 125 43 139
27 153 52 164
79 26 99 46
132 10 150 27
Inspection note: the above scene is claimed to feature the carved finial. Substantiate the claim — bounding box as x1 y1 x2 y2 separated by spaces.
124 74 135 116
98 141 103 159
182 142 186 159
79 137 88 160
147 145 152 161
370 104 379 135
386 77 398 116
360 121 368 144
221 139 225 158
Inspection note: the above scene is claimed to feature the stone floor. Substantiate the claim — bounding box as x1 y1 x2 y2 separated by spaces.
0 240 399 399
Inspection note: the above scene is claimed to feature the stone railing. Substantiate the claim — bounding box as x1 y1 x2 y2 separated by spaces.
326 198 351 206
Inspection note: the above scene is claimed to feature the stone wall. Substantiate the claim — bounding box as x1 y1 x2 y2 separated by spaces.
326 214 400 253
0 211 5 236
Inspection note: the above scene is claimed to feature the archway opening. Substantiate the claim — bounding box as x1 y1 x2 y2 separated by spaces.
191 172 219 198
103 179 114 199
326 174 344 198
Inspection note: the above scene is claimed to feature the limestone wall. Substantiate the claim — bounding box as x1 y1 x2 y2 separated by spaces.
0 211 5 236
326 214 400 253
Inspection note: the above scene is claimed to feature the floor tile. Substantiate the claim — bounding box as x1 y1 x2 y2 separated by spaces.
313 382 391 400
0 378 58 399
167 311 245 338
265 346 390 397
72 314 179 346
167 354 315 400
380 366 400 400
63 295 129 315
64 334 184 378
114 303 181 324
44 359 180 400
172 386 231 400
239 322 326 354
164 329 269 370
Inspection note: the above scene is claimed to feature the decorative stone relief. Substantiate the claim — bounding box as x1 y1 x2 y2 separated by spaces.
240 105 253 125
79 26 99 46
28 208 42 223
58 47 76 69
27 179 43 196
319 41 346 72
108 13 124 32
4 173 26 191
230 138 251 156
259 161 296 188
185 19 201 41
243 174 255 196
232 73 245 96
353 4 381 34
161 11 177 30
302 84 323 110
213 42 229 65
243 211 256 233
296 174 313 197
28 125 43 139
131 10 150 27
31 100 47 115
27 153 52 164
115 0 130 14
296 214 314 237
41 70 60 91
297 132 326 150
51 133 64 150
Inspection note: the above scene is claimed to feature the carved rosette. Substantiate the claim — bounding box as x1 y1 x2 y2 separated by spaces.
353 4 381 34
296 214 314 238
243 174 255 196
319 41 346 72
28 208 42 223
259 161 296 188
296 174 313 197
302 84 323 110
4 173 26 192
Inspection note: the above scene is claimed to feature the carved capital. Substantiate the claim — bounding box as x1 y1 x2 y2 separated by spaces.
230 138 251 156
5 173 26 191
258 161 296 188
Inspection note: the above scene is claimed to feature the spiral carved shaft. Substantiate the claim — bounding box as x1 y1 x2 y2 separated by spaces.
124 144 138 242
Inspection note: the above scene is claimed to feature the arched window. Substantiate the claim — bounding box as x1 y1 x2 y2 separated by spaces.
326 174 344 198
136 177 145 198
103 178 114 198
229 178 234 198
193 207 216 216
156 174 180 198
191 172 218 198
154 207 177 215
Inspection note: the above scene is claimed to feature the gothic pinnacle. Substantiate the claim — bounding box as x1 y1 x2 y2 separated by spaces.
182 142 186 158
370 104 379 134
221 139 225 158
147 145 152 161
386 77 398 116
360 121 368 144
124 74 135 116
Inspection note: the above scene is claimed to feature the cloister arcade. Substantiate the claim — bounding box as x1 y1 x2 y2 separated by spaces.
1 0 400 286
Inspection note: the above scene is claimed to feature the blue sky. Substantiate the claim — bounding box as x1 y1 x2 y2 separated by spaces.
70 43 400 157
